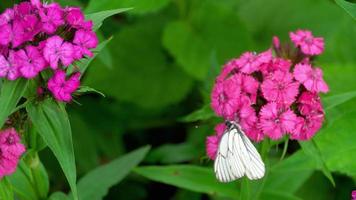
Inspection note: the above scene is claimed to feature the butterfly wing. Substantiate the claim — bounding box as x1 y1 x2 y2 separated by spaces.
214 123 265 182
214 128 245 182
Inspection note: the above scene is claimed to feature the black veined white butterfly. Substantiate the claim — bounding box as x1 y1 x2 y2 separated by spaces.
214 121 265 182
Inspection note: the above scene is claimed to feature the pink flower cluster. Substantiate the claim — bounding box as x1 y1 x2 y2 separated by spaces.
206 30 328 160
0 0 98 102
0 128 26 179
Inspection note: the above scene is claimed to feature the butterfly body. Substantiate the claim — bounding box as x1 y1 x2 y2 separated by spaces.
214 121 265 182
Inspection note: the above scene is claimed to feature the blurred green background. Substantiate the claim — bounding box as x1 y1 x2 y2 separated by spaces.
3 0 356 199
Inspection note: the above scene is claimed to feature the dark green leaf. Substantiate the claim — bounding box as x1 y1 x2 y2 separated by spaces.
26 99 78 200
86 0 170 14
0 79 28 128
335 0 356 20
75 86 105 97
180 104 215 122
71 146 150 200
86 8 132 31
134 165 239 198
145 143 197 164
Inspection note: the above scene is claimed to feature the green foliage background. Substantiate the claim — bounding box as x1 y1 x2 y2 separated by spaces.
1 0 356 199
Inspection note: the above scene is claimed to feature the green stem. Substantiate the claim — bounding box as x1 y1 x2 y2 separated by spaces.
280 138 289 161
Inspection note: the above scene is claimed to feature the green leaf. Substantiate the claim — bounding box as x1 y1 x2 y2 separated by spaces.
0 79 28 128
86 0 170 15
75 86 105 97
134 165 239 198
163 1 251 80
71 146 150 200
323 91 356 111
335 0 356 20
0 178 14 200
260 190 302 200
69 38 112 75
298 140 335 186
86 8 132 31
8 154 49 200
48 192 70 200
84 18 193 109
180 104 215 122
145 143 197 164
26 99 78 200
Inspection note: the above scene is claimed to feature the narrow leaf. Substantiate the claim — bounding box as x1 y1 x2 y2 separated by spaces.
26 99 78 200
298 140 335 186
180 104 215 122
72 146 150 200
48 192 70 200
335 0 356 20
86 8 132 31
323 90 356 111
134 165 239 198
75 86 105 97
0 79 28 128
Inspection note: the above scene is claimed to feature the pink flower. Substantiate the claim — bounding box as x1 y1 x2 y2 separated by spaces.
12 15 42 47
260 58 291 76
259 102 297 140
235 50 272 74
290 30 324 55
14 46 46 79
0 24 12 46
65 7 92 30
298 91 323 116
47 70 80 102
294 63 329 93
211 77 241 119
290 114 323 140
73 29 98 59
206 123 226 160
273 36 280 50
216 59 238 81
0 128 26 179
261 70 299 105
352 190 356 200
238 105 257 131
244 124 264 142
0 51 20 80
0 9 14 25
39 3 64 34
43 36 74 69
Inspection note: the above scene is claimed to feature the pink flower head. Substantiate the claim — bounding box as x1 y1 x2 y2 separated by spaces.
65 7 92 30
216 59 238 81
0 9 14 25
0 128 26 179
0 51 20 80
73 29 98 59
290 30 324 55
0 24 12 46
235 50 272 74
260 58 291 76
298 91 323 116
259 102 297 140
244 124 264 142
290 114 323 140
39 3 64 34
47 70 80 102
30 0 42 8
261 70 300 105
211 77 241 119
12 14 42 47
352 190 356 200
43 36 74 69
294 63 329 93
206 123 226 160
14 46 46 79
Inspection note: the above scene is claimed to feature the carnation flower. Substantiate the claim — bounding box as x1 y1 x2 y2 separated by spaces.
294 63 329 93
0 51 20 80
206 123 226 160
290 30 324 55
14 45 46 79
0 23 12 46
211 77 241 119
290 114 323 140
73 29 98 59
47 70 80 102
38 3 64 34
259 102 297 140
0 128 26 179
261 70 299 105
43 36 74 69
235 50 272 74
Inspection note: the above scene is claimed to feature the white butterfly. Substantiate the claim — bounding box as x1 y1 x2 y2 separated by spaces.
214 121 265 182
